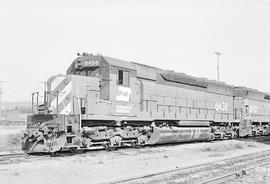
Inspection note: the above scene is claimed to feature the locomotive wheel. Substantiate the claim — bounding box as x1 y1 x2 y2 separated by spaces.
209 133 215 141
69 147 79 154
221 133 226 139
131 142 144 149
104 144 117 151
232 132 237 139
109 135 122 147
134 144 144 149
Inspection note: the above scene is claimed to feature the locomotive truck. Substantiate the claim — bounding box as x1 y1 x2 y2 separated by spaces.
22 53 270 153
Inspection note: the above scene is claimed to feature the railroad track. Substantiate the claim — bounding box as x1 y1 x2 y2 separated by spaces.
1 135 270 169
0 153 25 158
0 153 53 165
106 149 270 184
0 150 92 165
201 161 270 184
0 153 27 164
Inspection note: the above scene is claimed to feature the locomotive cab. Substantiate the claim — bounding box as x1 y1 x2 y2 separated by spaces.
22 74 101 153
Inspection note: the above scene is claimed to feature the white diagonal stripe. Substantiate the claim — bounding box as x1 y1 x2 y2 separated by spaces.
51 76 65 91
60 101 72 115
50 81 72 109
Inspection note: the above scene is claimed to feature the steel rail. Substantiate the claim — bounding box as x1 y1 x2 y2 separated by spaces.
0 153 51 165
0 153 27 165
0 135 269 158
0 153 25 158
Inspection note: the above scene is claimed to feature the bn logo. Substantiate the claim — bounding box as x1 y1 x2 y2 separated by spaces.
116 86 131 102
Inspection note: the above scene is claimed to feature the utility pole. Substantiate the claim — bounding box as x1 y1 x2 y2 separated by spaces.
0 81 3 122
214 51 222 82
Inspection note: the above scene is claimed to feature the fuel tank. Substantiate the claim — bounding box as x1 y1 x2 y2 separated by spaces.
147 126 211 145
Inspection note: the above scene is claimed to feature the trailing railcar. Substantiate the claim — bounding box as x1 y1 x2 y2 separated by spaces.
22 53 270 153
234 87 270 137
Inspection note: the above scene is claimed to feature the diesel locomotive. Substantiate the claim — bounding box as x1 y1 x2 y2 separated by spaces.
22 53 270 153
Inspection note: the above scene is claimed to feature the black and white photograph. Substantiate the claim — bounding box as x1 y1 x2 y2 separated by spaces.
1 0 270 183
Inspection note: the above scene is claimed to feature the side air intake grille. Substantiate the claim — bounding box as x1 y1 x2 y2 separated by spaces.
160 72 208 88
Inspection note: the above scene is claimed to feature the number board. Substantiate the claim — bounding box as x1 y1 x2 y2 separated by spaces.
82 60 99 67
75 60 99 69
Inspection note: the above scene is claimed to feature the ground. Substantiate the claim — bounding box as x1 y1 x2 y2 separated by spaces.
1 132 270 184
228 165 270 184
0 126 24 154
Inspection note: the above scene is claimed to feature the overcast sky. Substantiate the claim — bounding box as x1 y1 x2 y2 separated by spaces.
0 0 270 102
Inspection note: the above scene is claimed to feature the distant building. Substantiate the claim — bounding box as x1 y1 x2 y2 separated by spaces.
0 102 31 126
2 109 26 121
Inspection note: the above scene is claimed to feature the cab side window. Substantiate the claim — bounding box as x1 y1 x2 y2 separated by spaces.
118 69 129 86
